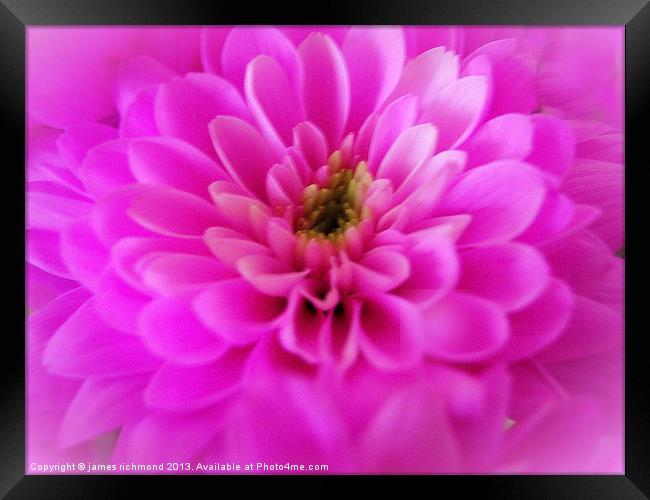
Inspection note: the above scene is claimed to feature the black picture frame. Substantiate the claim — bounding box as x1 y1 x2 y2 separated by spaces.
2 0 646 497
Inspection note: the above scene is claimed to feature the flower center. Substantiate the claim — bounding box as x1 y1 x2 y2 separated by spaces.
295 153 372 243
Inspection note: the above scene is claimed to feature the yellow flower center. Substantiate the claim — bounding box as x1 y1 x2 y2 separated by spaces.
295 151 372 244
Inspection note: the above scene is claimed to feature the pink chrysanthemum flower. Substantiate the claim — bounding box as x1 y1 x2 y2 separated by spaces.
27 26 623 473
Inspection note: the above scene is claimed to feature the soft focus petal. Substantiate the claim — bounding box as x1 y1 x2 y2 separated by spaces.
299 33 350 147
343 27 405 132
144 348 250 412
221 27 301 96
155 73 249 156
193 279 286 344
209 116 279 200
458 243 550 311
245 55 304 150
356 294 423 370
139 296 229 364
438 161 546 245
43 300 160 377
423 292 509 362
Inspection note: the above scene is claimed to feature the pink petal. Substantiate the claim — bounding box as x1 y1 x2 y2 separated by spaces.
464 113 533 168
59 216 110 290
560 159 623 251
139 253 237 295
245 55 304 150
132 28 202 74
396 235 459 305
582 257 623 313
438 160 546 246
542 229 615 294
458 243 550 311
111 236 210 293
236 254 309 296
423 292 509 362
266 158 305 206
29 127 84 192
535 295 622 363
58 375 149 448
144 348 250 412
27 229 72 279
321 299 359 371
390 47 459 108
127 184 224 237
204 226 272 268
43 299 160 377
299 33 350 147
376 124 438 191
350 248 411 294
487 55 538 118
361 385 460 473
282 27 349 48
28 286 91 343
27 28 134 127
79 139 135 199
193 278 287 344
499 397 602 473
266 218 297 265
420 75 489 150
155 73 249 156
129 138 228 202
208 186 271 239
394 149 465 204
353 113 379 160
139 296 229 364
92 270 151 334
199 27 231 74
367 95 419 172
526 114 576 180
343 27 406 132
293 121 329 170
113 404 228 464
90 187 161 246
119 86 160 138
221 27 301 97
517 191 576 245
27 265 79 313
448 365 511 471
27 181 92 232
56 123 118 171
278 292 326 364
546 349 623 437
115 55 176 113
502 278 575 361
575 131 623 164
393 153 462 225
405 26 461 56
356 293 423 370
209 116 279 200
